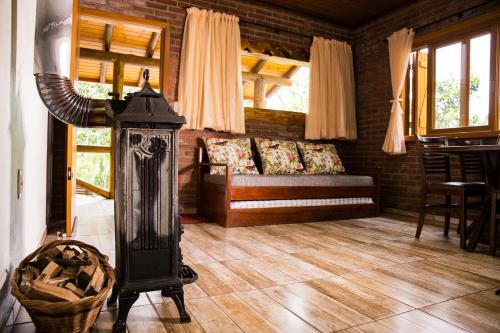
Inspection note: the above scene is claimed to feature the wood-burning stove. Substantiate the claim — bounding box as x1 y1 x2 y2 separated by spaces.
33 2 197 331
103 70 197 332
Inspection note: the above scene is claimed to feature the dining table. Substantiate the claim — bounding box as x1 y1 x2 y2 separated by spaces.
421 144 500 254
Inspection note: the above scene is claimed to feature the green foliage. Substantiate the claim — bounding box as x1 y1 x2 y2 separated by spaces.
266 67 309 113
75 81 112 99
76 153 110 190
75 81 147 99
77 128 111 146
435 74 480 129
74 81 143 192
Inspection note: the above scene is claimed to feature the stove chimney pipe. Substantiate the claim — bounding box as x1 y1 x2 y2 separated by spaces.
34 0 103 127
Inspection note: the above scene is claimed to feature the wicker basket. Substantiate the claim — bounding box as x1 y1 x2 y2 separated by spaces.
11 240 116 333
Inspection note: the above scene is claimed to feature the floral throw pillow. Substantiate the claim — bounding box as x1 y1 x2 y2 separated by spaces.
297 142 345 175
205 138 259 175
255 138 305 175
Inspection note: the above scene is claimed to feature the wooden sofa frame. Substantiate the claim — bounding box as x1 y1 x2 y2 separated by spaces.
196 141 380 227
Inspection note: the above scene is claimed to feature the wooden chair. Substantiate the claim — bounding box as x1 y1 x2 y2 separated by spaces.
491 136 500 255
458 139 484 182
495 135 499 293
457 139 486 234
415 135 486 249
491 190 499 255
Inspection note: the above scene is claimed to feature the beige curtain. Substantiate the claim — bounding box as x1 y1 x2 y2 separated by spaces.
382 28 414 154
306 37 357 140
178 7 245 133
496 24 499 122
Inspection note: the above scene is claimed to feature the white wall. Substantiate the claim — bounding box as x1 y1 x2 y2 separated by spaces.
16 0 48 253
0 0 13 322
0 0 48 325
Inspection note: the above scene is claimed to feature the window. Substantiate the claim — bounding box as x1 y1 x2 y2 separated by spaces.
75 82 112 193
241 54 310 113
403 48 429 136
266 67 310 112
404 13 499 137
75 7 168 198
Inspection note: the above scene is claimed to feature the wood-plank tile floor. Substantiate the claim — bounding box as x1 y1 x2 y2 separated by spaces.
6 198 500 333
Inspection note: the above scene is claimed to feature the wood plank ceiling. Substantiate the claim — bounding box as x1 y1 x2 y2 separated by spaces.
78 15 162 89
256 0 415 27
79 14 309 102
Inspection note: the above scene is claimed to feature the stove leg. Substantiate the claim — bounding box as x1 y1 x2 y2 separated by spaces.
107 283 118 306
162 289 190 323
113 291 139 333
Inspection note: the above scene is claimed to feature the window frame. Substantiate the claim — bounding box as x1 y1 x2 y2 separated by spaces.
427 29 495 134
406 10 500 138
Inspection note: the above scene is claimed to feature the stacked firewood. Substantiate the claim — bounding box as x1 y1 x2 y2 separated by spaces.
19 245 107 302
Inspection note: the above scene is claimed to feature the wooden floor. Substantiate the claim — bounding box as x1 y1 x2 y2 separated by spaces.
6 197 500 333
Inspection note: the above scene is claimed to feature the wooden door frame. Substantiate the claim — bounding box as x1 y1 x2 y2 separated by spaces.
60 6 171 234
78 6 170 95
65 0 80 235
75 6 171 197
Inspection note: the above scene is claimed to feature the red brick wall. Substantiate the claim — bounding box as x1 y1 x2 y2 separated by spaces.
350 0 499 215
78 0 498 214
79 0 352 211
80 0 351 101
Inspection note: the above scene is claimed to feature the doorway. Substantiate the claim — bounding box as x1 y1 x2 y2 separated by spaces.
47 5 170 236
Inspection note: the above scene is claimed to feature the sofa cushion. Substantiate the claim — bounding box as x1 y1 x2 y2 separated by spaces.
297 142 345 175
205 138 259 175
204 174 374 187
254 137 305 175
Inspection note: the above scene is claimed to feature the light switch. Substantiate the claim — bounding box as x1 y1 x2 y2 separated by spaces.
17 169 23 199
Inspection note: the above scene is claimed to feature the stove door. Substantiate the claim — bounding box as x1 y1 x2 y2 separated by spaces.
125 129 177 281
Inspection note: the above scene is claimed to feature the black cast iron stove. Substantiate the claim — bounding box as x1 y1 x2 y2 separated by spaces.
32 2 197 332
104 70 197 332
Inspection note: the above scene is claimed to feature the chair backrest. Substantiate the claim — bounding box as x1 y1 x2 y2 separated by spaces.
457 139 484 181
497 134 500 145
416 135 450 182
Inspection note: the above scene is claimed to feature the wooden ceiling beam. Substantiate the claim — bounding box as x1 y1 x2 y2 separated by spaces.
80 48 160 67
78 76 160 89
243 58 267 90
241 39 310 64
146 32 161 58
80 7 167 32
99 24 113 84
251 59 268 74
99 63 107 83
254 77 266 108
243 51 309 68
266 65 301 98
242 72 292 86
104 24 113 51
136 31 160 86
137 67 146 87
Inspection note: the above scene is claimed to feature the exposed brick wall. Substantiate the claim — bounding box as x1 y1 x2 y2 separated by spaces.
79 0 352 211
79 0 351 102
350 0 499 215
78 0 498 214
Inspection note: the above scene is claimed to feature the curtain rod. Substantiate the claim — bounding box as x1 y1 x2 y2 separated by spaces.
383 0 494 42
180 5 350 42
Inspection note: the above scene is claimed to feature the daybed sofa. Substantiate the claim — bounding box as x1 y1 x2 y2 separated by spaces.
196 138 380 228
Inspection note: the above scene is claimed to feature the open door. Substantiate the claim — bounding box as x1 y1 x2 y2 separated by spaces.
66 1 80 235
66 125 77 235
416 49 428 135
